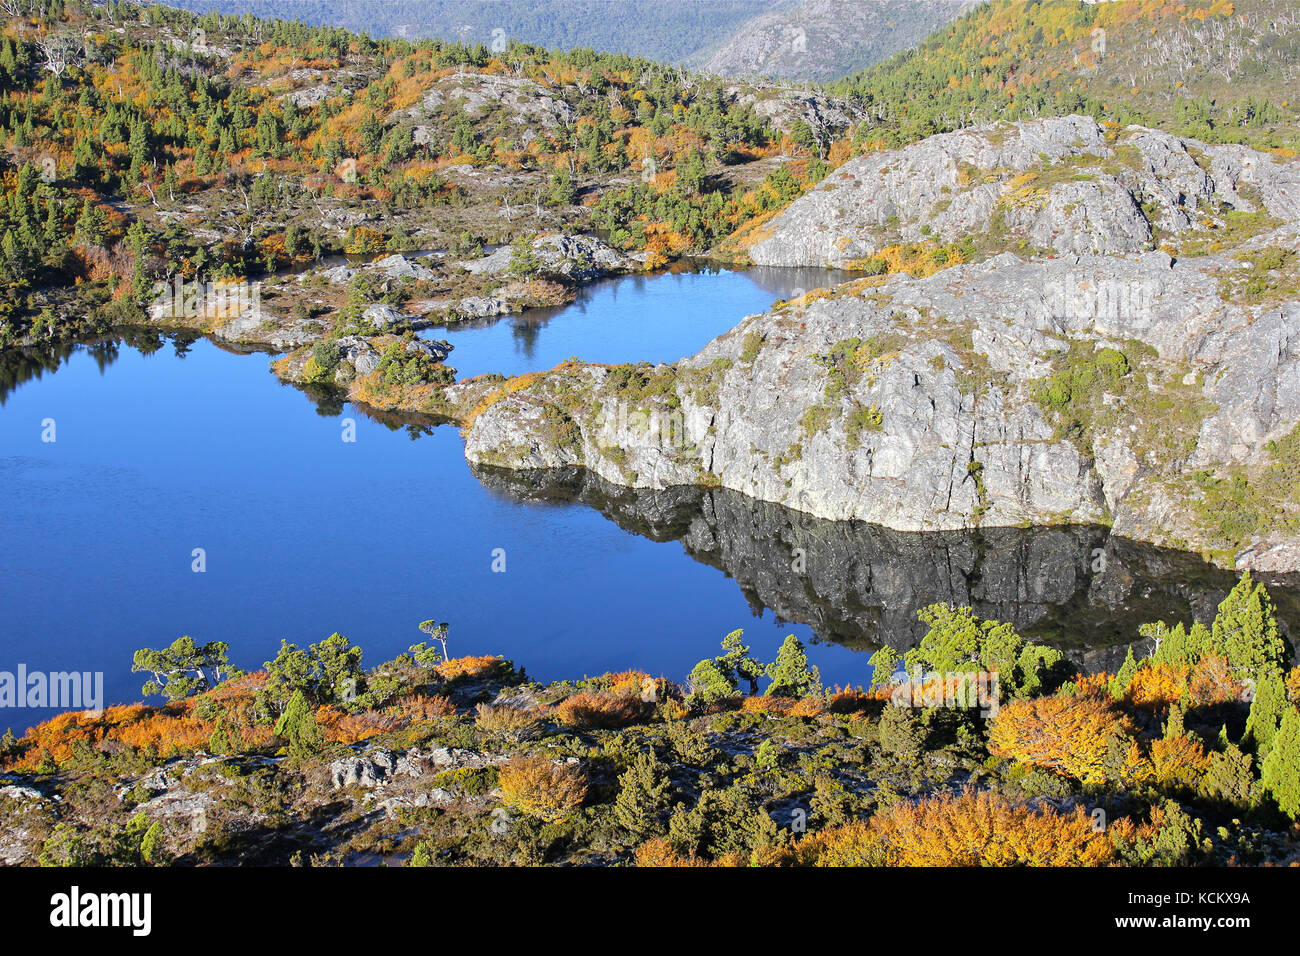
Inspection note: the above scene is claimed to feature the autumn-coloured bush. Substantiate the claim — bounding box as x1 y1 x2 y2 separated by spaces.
633 838 711 867
633 837 750 867
783 791 1113 867
989 694 1134 784
786 821 888 866
862 790 1114 866
1189 655 1245 705
474 703 543 738
10 700 220 770
1123 661 1191 708
826 687 884 715
1285 665 1300 705
315 705 390 744
738 696 826 718
434 655 510 682
555 691 651 729
1151 733 1211 788
498 756 588 821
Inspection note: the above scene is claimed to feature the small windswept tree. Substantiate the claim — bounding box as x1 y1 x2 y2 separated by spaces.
415 620 450 663
717 629 764 695
260 632 372 716
132 636 236 700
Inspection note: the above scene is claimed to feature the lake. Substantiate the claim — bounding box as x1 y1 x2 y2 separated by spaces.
1 264 1292 726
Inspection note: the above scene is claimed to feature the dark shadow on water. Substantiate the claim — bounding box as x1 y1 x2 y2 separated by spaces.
470 464 1300 674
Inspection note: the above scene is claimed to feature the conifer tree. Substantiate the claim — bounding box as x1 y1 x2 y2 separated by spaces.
1261 706 1300 820
1109 647 1139 700
687 657 735 703
765 634 818 698
1212 572 1287 674
275 689 324 761
868 645 900 689
1246 667 1287 759
613 750 671 837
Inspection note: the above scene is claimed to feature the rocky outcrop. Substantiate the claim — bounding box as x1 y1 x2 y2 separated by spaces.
745 116 1300 267
463 221 1300 566
456 234 633 280
731 89 868 145
411 74 575 133
148 292 324 351
328 744 505 810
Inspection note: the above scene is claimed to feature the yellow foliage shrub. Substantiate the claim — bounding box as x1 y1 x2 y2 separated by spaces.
862 790 1114 866
989 694 1134 784
498 756 587 821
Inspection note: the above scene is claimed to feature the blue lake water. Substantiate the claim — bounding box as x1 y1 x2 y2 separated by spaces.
0 266 858 726
429 262 851 379
1 265 1291 727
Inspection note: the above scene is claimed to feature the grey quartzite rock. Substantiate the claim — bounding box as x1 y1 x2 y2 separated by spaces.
745 115 1300 267
464 152 1300 568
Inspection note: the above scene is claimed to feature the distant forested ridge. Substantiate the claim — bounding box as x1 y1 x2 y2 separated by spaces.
162 0 776 63
163 0 970 82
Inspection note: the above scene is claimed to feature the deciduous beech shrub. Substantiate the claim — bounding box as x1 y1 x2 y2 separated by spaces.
498 756 588 822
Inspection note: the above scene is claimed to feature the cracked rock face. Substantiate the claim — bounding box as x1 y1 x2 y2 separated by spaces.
745 115 1300 267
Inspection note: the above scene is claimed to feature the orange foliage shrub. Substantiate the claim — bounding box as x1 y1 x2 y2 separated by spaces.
315 705 389 744
826 687 881 715
862 790 1114 866
738 696 826 718
788 821 886 866
434 655 507 681
555 691 650 729
1286 666 1300 705
1124 662 1190 708
498 756 587 821
1151 733 1210 788
634 838 711 867
11 701 214 770
1189 655 1242 705
989 695 1134 784
390 694 457 720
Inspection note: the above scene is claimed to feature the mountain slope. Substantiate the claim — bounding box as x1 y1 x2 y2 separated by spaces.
692 0 971 83
165 0 802 64
827 0 1300 149
168 0 968 81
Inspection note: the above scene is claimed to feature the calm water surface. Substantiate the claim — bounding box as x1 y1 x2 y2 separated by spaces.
1 265 1292 725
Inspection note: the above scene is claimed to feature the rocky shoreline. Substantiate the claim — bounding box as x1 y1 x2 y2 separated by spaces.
460 117 1300 571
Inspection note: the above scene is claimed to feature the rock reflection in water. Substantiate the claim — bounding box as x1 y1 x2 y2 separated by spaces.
471 465 1300 674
